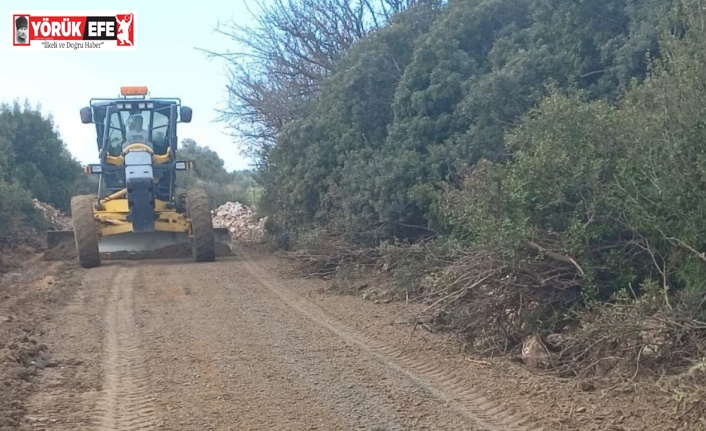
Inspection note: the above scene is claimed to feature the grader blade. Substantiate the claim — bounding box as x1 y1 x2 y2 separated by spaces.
46 228 232 254
97 231 189 253
97 228 231 253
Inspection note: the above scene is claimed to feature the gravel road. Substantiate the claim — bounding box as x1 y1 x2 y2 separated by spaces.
9 243 549 431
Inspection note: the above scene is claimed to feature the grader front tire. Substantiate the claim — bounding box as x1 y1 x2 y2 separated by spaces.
71 195 101 269
186 188 215 262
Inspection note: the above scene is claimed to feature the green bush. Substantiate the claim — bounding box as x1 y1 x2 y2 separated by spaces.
0 180 44 238
436 1 706 303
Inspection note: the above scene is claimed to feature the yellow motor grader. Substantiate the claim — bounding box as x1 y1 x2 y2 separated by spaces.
47 86 230 268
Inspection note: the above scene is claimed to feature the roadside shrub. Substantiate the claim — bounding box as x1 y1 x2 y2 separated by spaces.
0 181 44 239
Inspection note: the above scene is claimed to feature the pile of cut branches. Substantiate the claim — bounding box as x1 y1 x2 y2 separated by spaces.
410 239 585 355
280 230 380 277
546 282 706 379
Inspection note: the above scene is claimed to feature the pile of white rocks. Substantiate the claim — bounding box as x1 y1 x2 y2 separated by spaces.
212 201 266 243
33 199 72 230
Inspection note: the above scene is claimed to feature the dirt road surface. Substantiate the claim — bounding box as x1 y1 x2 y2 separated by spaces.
0 243 683 431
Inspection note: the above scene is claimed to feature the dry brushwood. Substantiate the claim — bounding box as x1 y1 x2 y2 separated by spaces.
282 237 380 277
408 239 585 356
282 228 706 399
540 287 706 389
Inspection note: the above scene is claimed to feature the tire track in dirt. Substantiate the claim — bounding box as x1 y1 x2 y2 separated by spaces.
93 265 160 431
362 340 540 430
232 244 546 431
15 262 106 431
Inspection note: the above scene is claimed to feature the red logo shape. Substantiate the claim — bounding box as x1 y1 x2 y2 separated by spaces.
115 13 133 46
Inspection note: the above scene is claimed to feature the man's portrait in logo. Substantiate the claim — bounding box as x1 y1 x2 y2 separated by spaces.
15 15 29 44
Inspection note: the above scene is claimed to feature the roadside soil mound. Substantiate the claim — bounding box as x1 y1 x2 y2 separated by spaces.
0 258 80 430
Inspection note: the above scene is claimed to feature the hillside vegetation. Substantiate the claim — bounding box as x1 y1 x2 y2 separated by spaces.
176 138 263 209
218 0 706 422
0 101 88 244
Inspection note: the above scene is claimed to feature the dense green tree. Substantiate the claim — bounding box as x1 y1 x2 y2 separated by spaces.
229 0 693 249
0 100 90 242
0 100 83 212
436 0 706 301
256 3 441 239
176 138 263 209
0 179 43 237
177 138 231 184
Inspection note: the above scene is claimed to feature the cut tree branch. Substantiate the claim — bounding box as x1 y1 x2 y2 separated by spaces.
526 241 585 277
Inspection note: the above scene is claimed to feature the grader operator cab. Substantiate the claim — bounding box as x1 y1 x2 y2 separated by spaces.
47 86 230 268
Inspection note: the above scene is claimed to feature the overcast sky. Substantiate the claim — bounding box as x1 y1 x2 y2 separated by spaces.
0 0 257 171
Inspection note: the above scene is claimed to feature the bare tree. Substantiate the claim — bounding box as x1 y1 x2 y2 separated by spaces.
202 0 423 158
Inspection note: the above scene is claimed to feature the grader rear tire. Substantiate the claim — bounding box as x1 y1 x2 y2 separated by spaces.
186 188 215 262
71 195 101 269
